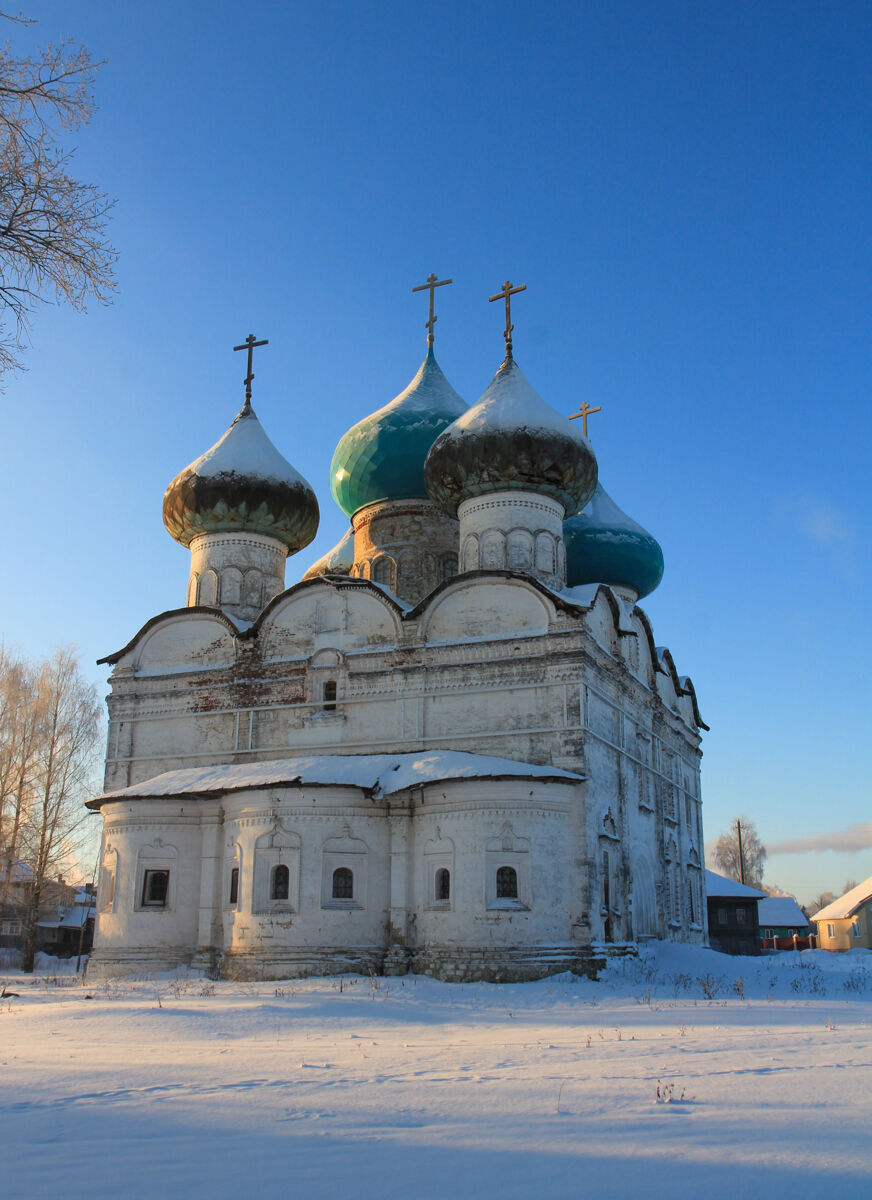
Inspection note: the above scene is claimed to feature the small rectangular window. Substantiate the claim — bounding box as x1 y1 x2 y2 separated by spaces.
141 869 169 908
717 907 728 925
736 907 746 924
827 923 835 938
852 922 861 938
322 680 337 711
229 867 239 905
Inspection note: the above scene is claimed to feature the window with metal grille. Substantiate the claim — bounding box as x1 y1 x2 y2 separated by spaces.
141 869 169 908
496 866 518 899
435 868 450 901
332 867 353 899
271 864 289 901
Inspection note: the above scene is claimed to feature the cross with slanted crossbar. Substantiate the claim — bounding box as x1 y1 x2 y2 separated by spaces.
412 274 452 347
233 333 269 408
569 400 602 438
488 279 526 359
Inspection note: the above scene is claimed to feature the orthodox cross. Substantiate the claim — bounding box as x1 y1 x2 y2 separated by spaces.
569 400 602 438
488 279 526 359
233 333 269 408
412 273 452 347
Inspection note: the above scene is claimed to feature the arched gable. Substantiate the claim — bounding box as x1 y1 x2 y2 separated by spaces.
419 575 555 644
103 610 238 675
257 579 401 662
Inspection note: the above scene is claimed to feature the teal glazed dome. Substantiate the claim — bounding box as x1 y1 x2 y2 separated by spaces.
330 349 467 518
424 357 598 516
564 483 664 598
163 401 320 552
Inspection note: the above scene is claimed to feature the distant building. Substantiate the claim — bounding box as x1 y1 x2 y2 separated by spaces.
757 895 812 948
705 869 764 955
36 886 96 958
0 859 32 948
0 866 94 959
812 876 872 951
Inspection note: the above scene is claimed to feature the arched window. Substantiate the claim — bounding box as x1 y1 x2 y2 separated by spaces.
332 866 353 899
142 869 169 908
496 866 518 899
271 864 290 901
229 867 239 905
322 680 337 711
435 867 450 901
372 557 394 587
442 556 458 581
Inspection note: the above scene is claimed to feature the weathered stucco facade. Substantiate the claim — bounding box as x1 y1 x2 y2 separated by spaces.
88 325 708 982
89 571 706 981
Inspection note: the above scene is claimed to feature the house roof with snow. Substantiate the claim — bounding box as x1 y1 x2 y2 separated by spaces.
88 750 585 809
705 869 766 900
757 896 809 929
812 875 872 922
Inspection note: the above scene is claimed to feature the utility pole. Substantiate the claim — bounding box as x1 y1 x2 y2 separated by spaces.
736 818 746 884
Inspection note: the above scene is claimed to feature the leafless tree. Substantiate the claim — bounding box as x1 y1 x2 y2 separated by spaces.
16 647 101 971
807 890 836 916
0 12 116 378
711 816 767 889
0 645 41 908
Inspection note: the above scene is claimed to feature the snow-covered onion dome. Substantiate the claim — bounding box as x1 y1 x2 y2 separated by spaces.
564 482 664 602
163 399 319 622
302 527 355 580
424 357 598 590
424 357 597 515
330 348 467 518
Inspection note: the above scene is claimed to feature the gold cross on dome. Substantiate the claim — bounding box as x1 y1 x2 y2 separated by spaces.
412 274 453 347
233 333 269 408
488 279 526 359
569 400 602 438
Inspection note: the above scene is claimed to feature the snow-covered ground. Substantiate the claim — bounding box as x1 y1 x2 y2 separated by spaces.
2 944 871 1199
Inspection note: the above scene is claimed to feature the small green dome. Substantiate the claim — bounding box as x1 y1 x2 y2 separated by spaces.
564 483 664 599
424 357 598 516
302 527 355 580
163 402 319 552
330 349 467 518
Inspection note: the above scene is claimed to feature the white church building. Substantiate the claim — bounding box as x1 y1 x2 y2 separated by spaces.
87 284 708 981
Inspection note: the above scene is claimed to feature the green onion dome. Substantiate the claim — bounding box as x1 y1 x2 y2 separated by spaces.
163 401 319 552
424 357 598 516
564 482 664 598
302 527 355 579
330 349 467 518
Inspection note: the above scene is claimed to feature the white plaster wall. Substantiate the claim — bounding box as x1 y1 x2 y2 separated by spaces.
457 491 566 590
411 780 577 949
92 799 213 963
219 787 391 956
189 531 287 621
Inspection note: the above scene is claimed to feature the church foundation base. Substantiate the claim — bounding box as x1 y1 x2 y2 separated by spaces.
85 945 199 979
217 946 386 981
410 943 607 983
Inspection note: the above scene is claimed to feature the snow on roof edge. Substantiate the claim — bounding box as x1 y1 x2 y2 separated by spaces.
811 875 872 922
90 750 585 808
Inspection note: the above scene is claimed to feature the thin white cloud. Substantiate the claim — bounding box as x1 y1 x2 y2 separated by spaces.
781 494 853 546
768 821 872 856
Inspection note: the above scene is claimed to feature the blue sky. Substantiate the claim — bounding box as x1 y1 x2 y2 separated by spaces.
2 1 870 903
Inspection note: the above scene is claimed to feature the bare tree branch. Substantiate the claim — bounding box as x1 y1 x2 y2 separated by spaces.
0 16 116 379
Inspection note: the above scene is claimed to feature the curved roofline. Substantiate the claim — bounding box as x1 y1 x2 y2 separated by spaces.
655 643 709 731
405 569 581 621
97 606 243 666
246 573 407 636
